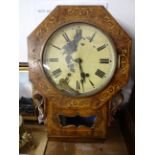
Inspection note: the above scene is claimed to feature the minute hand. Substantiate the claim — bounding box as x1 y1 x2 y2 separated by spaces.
75 58 85 92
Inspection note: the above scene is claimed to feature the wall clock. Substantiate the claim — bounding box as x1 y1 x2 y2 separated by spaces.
28 6 131 141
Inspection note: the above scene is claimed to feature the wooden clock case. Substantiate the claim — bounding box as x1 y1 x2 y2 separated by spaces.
28 6 131 141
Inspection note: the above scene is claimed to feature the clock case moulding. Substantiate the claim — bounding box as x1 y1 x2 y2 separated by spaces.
28 6 131 141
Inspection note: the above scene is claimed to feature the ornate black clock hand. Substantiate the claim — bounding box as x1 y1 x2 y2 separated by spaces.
75 58 86 92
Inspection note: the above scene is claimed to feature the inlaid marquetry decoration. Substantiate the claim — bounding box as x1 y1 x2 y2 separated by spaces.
28 6 131 141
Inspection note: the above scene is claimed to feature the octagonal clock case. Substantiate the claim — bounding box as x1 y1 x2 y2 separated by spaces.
28 6 131 141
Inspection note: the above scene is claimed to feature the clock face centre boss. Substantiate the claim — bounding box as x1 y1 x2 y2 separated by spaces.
42 23 117 96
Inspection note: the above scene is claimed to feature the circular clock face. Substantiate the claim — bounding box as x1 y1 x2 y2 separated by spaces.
42 23 117 96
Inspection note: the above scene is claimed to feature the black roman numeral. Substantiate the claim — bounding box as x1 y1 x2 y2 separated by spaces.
95 69 105 78
76 80 80 90
97 44 108 51
62 32 70 42
89 79 95 88
89 31 96 42
50 44 61 50
47 58 59 62
100 59 110 64
52 68 62 78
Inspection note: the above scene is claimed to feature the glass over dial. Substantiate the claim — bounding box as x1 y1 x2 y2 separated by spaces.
42 23 117 96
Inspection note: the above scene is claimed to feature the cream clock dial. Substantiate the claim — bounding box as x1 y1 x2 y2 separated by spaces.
42 22 117 96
